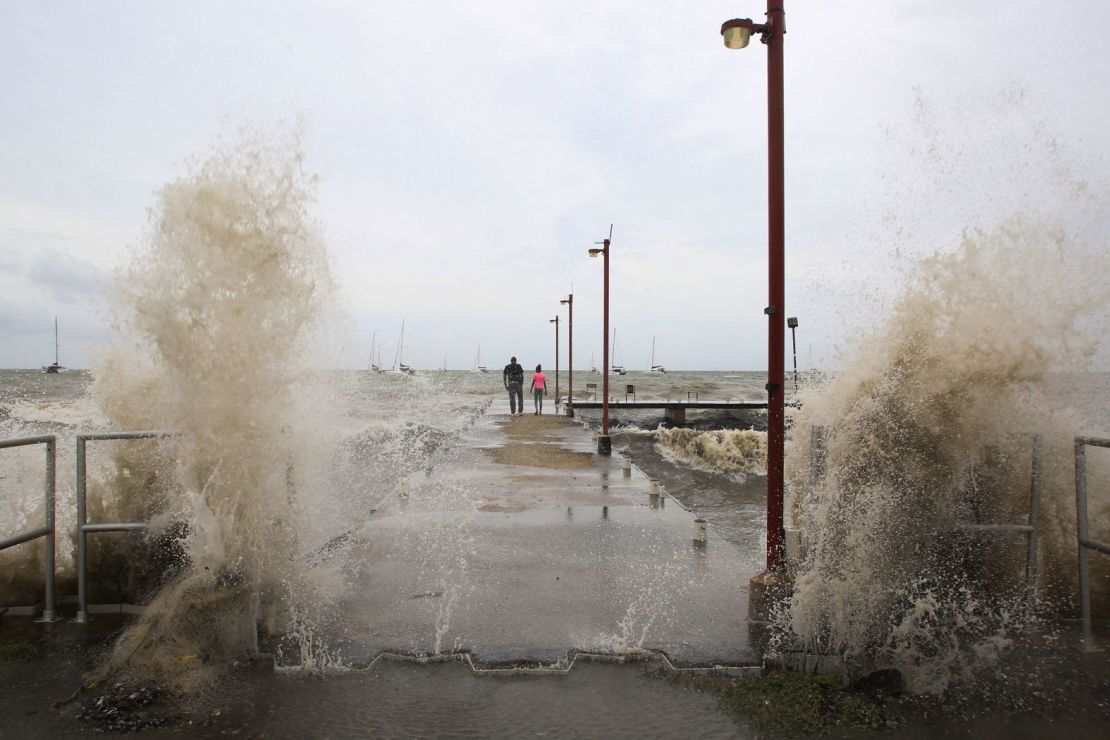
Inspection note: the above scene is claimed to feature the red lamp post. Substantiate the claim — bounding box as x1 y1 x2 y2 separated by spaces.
589 226 612 455
560 294 574 418
549 315 560 413
721 2 788 615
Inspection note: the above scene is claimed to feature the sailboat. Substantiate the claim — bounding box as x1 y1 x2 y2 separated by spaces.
589 353 598 374
389 320 416 375
41 317 65 373
609 329 627 376
649 336 666 374
473 343 489 373
370 332 385 373
441 354 448 372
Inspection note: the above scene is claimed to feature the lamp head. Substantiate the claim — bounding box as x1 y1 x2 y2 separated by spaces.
721 18 755 49
588 248 604 258
560 298 569 305
549 318 557 324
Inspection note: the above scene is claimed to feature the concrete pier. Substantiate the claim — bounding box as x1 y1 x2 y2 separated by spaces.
335 398 763 666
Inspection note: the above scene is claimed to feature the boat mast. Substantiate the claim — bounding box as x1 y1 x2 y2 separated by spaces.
651 336 655 369
54 316 60 365
394 320 405 370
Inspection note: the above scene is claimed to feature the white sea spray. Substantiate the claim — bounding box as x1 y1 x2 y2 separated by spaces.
89 127 340 690
784 219 1110 693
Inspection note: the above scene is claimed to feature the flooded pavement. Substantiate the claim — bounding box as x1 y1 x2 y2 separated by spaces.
173 661 745 739
1 404 769 737
4 393 1109 737
1 654 748 738
324 403 764 666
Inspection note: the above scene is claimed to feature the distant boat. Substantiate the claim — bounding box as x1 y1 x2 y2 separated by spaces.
370 332 385 373
649 336 666 374
473 343 489 373
609 329 627 376
389 320 416 376
589 353 598 374
41 317 65 374
441 353 448 372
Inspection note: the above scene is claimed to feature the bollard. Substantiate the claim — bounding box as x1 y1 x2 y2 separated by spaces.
649 492 660 509
694 518 707 545
623 457 632 477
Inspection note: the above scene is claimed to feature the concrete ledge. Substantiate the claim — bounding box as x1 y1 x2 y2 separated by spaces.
284 648 764 678
0 603 43 617
88 603 146 615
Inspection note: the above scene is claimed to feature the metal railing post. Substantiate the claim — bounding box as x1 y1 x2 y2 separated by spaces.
73 430 175 623
1025 434 1042 621
0 434 59 621
1076 438 1092 646
809 424 825 495
42 437 57 621
1074 435 1110 648
75 435 89 623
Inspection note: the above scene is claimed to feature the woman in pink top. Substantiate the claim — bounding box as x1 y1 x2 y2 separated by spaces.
530 364 547 415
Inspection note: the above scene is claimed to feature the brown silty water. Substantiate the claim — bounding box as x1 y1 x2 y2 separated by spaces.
85 129 342 690
784 220 1110 692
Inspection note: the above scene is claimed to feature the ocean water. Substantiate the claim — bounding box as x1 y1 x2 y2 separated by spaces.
0 365 787 565
0 366 777 557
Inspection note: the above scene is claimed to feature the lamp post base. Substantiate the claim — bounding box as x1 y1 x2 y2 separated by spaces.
596 434 612 455
565 406 575 418
747 569 792 623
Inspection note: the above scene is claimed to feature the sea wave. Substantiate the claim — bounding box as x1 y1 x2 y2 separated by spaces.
4 398 103 426
655 427 767 478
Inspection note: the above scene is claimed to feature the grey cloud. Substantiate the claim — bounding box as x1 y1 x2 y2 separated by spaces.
26 250 106 303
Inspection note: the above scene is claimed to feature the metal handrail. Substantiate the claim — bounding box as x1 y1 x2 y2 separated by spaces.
953 434 1043 620
0 434 57 621
75 430 175 623
1075 435 1110 647
805 427 1043 617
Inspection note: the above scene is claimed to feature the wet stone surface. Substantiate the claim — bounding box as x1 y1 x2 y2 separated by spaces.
324 407 763 667
76 682 178 732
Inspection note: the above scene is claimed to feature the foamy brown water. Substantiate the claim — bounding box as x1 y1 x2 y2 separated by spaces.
784 219 1110 692
656 427 767 480
83 128 343 689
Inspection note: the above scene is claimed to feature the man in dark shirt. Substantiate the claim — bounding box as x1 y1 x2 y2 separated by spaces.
503 356 525 414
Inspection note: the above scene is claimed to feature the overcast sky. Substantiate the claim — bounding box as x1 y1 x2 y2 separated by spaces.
2 1 1108 371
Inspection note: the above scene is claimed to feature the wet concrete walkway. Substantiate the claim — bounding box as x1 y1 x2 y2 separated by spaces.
332 398 763 667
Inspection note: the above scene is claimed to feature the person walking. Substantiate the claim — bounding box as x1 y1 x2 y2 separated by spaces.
531 364 547 415
503 356 525 414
